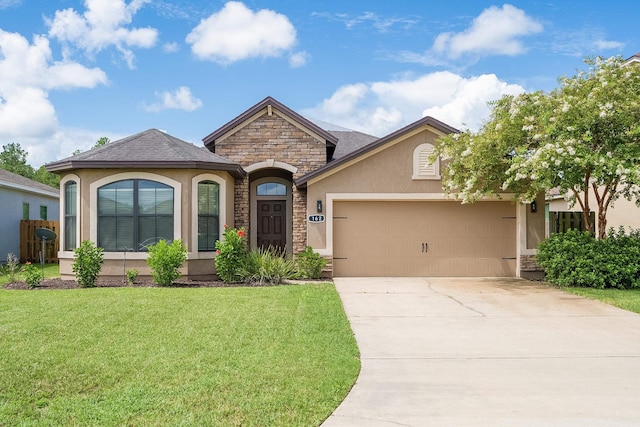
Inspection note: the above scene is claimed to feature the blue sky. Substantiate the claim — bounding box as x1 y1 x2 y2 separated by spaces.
0 0 638 166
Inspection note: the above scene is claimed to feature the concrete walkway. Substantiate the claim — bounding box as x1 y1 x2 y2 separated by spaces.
322 277 640 427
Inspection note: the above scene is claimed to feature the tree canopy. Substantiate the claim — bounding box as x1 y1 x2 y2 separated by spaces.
435 55 640 238
0 143 60 188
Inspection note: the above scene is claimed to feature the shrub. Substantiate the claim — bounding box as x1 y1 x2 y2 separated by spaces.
22 262 42 289
146 240 187 286
1 253 20 283
295 246 327 279
215 226 247 283
242 247 298 285
126 269 139 285
537 227 640 289
73 240 104 288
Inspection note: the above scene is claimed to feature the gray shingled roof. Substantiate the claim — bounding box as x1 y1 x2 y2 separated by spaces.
0 168 59 197
46 129 246 178
329 130 379 159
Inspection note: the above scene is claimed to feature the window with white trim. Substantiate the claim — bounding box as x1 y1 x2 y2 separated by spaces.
97 179 174 251
64 181 77 251
412 143 440 180
197 181 219 251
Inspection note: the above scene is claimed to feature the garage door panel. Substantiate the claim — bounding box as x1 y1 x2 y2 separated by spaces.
333 201 516 277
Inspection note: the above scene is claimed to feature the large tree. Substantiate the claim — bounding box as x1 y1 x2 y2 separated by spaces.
435 55 640 239
0 142 34 178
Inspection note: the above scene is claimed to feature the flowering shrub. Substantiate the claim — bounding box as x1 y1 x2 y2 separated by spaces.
215 226 248 283
22 262 42 289
73 240 104 288
146 240 187 286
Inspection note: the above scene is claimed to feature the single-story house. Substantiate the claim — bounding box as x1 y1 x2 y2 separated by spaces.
0 168 59 262
46 96 545 280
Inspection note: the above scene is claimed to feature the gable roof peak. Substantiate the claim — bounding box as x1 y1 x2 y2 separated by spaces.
202 96 338 147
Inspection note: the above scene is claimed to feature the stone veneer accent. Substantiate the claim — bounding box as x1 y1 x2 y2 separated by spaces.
520 254 542 272
214 112 328 254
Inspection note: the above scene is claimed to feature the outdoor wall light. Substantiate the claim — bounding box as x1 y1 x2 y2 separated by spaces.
530 200 537 213
316 200 323 213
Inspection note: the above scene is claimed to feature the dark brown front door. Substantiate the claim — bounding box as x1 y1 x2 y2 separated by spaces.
257 200 286 252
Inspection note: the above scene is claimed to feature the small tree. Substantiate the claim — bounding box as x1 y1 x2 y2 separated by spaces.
436 55 640 238
146 239 187 286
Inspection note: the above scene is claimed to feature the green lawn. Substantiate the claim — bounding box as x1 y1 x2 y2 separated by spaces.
0 284 360 426
564 287 640 314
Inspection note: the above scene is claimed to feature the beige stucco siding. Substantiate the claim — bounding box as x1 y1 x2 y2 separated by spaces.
58 168 235 280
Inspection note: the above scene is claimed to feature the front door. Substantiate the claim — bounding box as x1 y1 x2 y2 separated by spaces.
257 200 286 252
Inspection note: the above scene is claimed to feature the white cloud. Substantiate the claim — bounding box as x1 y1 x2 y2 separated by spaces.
25 126 127 168
143 86 203 112
162 42 180 53
186 1 298 65
289 51 308 68
0 30 107 139
46 0 158 68
433 4 542 59
594 39 624 51
312 11 418 33
304 72 525 136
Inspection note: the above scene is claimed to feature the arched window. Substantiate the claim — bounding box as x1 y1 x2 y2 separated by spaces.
412 143 440 180
97 179 174 251
256 182 287 196
64 181 77 251
198 181 219 251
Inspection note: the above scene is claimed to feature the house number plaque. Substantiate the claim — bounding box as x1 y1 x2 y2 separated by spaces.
308 215 325 223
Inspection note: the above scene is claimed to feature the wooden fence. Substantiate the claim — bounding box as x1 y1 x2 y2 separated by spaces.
549 211 595 235
20 220 60 263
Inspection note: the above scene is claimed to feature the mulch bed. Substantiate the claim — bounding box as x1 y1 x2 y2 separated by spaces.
3 278 268 290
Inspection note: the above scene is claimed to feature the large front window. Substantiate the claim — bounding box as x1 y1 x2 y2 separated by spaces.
98 179 174 251
198 181 219 251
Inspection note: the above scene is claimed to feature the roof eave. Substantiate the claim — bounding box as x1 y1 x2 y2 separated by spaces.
46 161 247 178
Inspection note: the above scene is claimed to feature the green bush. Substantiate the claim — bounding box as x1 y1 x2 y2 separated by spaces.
126 269 139 285
73 240 104 288
146 240 187 286
215 226 247 283
242 247 298 285
22 262 42 289
295 246 327 279
537 227 640 289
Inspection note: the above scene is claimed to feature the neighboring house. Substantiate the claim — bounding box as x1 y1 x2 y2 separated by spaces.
546 188 640 235
546 52 640 236
46 96 544 280
0 169 59 263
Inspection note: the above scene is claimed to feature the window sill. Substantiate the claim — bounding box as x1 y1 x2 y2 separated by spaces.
412 175 441 180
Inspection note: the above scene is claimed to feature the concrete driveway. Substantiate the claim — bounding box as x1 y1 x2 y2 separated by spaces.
322 277 640 427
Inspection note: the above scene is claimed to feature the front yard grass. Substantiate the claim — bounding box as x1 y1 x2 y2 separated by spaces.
0 284 360 426
564 287 640 314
